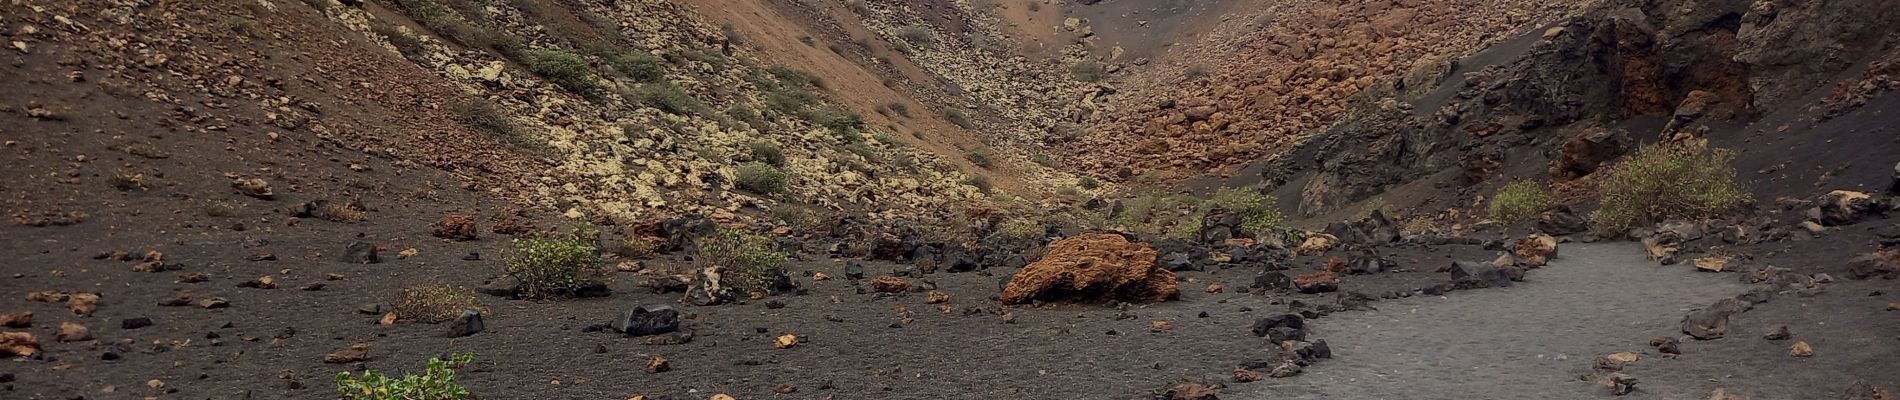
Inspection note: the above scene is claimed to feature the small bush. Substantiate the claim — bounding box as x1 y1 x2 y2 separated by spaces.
1166 219 1202 241
996 218 1043 239
764 87 819 116
698 229 789 293
1592 141 1749 234
606 53 664 82
1070 61 1107 82
872 132 903 147
727 104 763 127
606 235 656 259
1205 185 1285 234
1487 180 1552 223
335 353 474 400
393 284 483 323
1030 153 1056 167
897 25 935 48
450 100 546 152
963 175 993 193
527 50 598 93
1078 176 1102 190
735 162 789 195
844 0 870 15
506 225 607 299
632 82 704 116
226 16 264 38
203 200 243 217
966 148 995 168
314 200 368 222
886 102 911 118
109 170 149 191
944 108 974 129
748 141 785 166
803 107 864 138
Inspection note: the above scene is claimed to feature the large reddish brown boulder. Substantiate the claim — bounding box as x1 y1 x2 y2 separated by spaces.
1000 234 1178 304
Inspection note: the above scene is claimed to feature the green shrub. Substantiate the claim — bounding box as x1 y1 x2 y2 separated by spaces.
767 65 811 87
393 284 484 323
606 53 664 82
1078 176 1102 190
996 218 1043 239
1591 141 1749 234
727 104 763 127
1030 153 1056 167
803 107 864 139
1205 185 1285 234
748 141 785 166
886 102 911 117
1166 219 1202 241
1070 61 1107 82
527 50 598 93
698 229 789 293
963 175 993 193
505 225 607 299
966 148 995 168
872 132 903 147
335 353 474 400
735 162 789 194
764 86 819 116
1487 180 1552 223
632 82 704 116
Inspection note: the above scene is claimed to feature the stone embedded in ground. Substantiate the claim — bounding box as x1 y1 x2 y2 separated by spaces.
238 276 276 289
1292 271 1338 293
872 276 910 293
1449 261 1522 289
773 334 798 349
1695 256 1732 272
999 233 1178 304
1656 338 1681 355
0 311 29 328
1811 190 1889 226
1511 234 1559 267
1297 234 1338 255
683 266 737 306
1254 272 1293 290
342 241 380 264
610 305 680 337
323 343 369 363
1346 253 1394 275
1164 381 1221 400
444 309 483 338
121 317 152 330
1148 320 1174 332
0 332 38 357
1604 352 1639 364
231 177 273 199
1764 325 1791 340
1790 341 1813 357
1536 205 1591 235
1604 372 1638 395
56 322 90 342
1848 251 1899 280
1268 361 1303 378
843 261 866 280
1251 314 1305 340
1233 368 1263 382
1682 298 1751 340
433 214 479 240
68 292 99 315
644 355 670 373
925 291 950 304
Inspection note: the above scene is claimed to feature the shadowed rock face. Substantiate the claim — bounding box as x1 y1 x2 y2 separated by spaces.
1000 233 1178 304
1266 0 1900 216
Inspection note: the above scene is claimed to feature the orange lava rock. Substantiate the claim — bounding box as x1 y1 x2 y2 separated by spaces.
1 331 40 357
925 291 950 304
999 233 1178 304
1293 271 1339 293
1512 234 1559 267
1206 282 1223 293
872 276 910 293
1149 320 1174 332
1233 368 1264 382
0 311 30 328
323 343 370 363
644 356 669 373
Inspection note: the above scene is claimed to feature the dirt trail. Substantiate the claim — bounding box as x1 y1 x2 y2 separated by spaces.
1240 243 1749 399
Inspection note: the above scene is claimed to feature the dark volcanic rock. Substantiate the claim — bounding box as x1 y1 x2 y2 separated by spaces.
444 310 483 338
1251 314 1305 340
610 305 681 337
1448 261 1522 288
342 241 379 264
1254 272 1293 290
121 317 153 330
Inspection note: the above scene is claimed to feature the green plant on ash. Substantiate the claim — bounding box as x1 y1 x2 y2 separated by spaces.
393 284 484 323
1204 185 1286 235
698 229 790 293
734 162 789 195
505 224 607 299
1591 141 1750 234
335 353 474 400
1487 179 1553 223
526 50 599 94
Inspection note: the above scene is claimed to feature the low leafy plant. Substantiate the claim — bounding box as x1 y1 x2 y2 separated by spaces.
996 218 1044 240
335 353 474 400
1591 141 1750 234
943 108 974 129
748 141 785 166
450 99 547 152
735 162 789 195
506 225 607 299
699 229 789 293
527 50 598 93
632 82 704 116
1078 176 1102 190
966 148 995 168
1487 179 1552 223
897 25 935 48
606 53 664 82
393 284 484 323
1205 185 1285 235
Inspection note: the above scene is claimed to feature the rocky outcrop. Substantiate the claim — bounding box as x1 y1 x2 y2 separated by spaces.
999 233 1178 304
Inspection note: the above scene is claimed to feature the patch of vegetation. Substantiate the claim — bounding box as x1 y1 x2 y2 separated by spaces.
1355 197 1396 220
370 21 427 61
226 16 264 38
335 353 474 400
996 218 1044 239
769 205 820 232
505 225 608 299
888 40 914 56
606 235 656 259
1205 185 1285 235
391 0 522 58
527 50 599 93
393 284 483 323
897 25 935 48
735 162 790 195
885 102 911 118
966 148 995 168
314 201 368 222
203 200 244 217
748 141 785 166
844 0 871 16
1029 153 1057 168
1166 218 1203 241
1078 176 1102 190
1487 179 1552 223
606 53 664 83
843 142 879 162
798 36 815 46
802 107 864 140
872 132 903 147
1070 60 1107 82
669 49 728 68
944 108 974 129
450 99 547 152
963 175 993 193
631 82 705 116
727 104 763 127
698 229 789 293
1591 141 1750 234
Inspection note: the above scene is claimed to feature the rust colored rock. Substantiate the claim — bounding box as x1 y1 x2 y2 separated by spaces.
871 276 910 293
1 331 41 357
0 311 30 328
433 214 480 240
1512 234 1559 267
999 234 1178 305
1293 271 1339 294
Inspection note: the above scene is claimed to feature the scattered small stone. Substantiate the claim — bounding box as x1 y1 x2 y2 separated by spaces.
774 383 796 394
872 276 910 293
179 272 210 283
323 343 370 363
644 355 670 373
1604 373 1638 395
925 291 950 304
198 297 229 309
0 332 38 357
121 317 153 330
0 311 30 328
239 276 276 289
1790 341 1813 357
444 310 483 338
56 322 90 342
773 334 798 349
1148 320 1174 332
1233 368 1263 382
1764 325 1791 341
